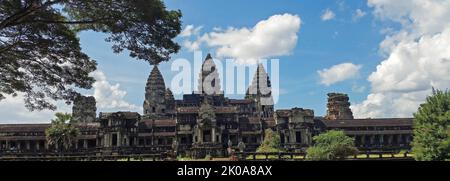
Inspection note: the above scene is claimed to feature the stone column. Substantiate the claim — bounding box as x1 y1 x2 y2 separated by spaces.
103 134 108 147
105 134 110 147
6 140 9 150
117 132 121 147
290 130 296 143
83 139 88 149
388 135 393 145
212 128 216 143
198 129 203 143
36 141 40 151
26 141 30 150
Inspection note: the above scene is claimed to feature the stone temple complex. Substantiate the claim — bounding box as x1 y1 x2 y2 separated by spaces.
0 54 413 157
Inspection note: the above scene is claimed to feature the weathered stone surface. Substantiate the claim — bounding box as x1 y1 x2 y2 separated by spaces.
165 88 175 112
325 93 354 120
197 53 222 95
246 63 274 118
72 95 96 123
0 54 414 157
143 66 167 116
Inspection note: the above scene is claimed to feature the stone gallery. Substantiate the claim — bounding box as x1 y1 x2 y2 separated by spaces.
0 55 413 157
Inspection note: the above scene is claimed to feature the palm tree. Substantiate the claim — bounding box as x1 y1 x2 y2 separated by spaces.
45 113 80 154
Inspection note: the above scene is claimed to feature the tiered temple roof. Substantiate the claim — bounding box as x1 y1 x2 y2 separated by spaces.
246 63 273 99
144 66 168 115
198 53 221 95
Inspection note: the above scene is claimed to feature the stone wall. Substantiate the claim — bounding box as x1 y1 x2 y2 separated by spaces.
72 95 97 123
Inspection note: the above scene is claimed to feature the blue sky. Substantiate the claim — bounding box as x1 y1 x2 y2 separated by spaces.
81 0 383 116
2 0 449 123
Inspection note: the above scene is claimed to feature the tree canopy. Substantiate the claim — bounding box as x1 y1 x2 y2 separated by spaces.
0 0 182 110
411 89 450 161
45 112 80 152
306 130 357 160
256 129 283 153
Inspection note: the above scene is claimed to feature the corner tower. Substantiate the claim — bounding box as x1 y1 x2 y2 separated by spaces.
325 93 354 120
246 63 274 118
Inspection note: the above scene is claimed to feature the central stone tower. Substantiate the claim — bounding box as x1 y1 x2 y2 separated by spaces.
197 54 222 95
143 66 175 117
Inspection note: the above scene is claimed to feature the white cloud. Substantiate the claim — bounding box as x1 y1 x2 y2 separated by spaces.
368 0 450 35
179 24 203 37
0 94 70 124
183 13 302 64
321 9 336 21
337 1 347 11
182 39 202 52
180 25 204 51
317 63 362 86
0 70 141 123
90 70 140 111
352 9 367 21
352 84 366 93
352 0 450 118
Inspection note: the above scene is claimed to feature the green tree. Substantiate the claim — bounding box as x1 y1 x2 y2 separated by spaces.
411 89 450 161
257 129 283 153
306 130 357 161
0 0 181 111
444 125 450 161
45 112 80 152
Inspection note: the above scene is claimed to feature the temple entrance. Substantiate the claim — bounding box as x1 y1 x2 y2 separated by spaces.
112 134 117 146
295 131 302 143
221 133 229 147
203 130 211 143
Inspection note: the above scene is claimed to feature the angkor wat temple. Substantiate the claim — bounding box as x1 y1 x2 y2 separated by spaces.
0 54 413 157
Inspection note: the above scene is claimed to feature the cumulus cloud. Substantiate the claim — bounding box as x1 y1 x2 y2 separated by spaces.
352 84 366 93
180 25 204 51
352 0 450 118
317 63 362 86
352 9 367 21
0 70 141 123
179 24 203 37
90 70 140 111
368 0 450 35
0 94 70 124
321 9 336 21
182 13 302 64
183 39 202 52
